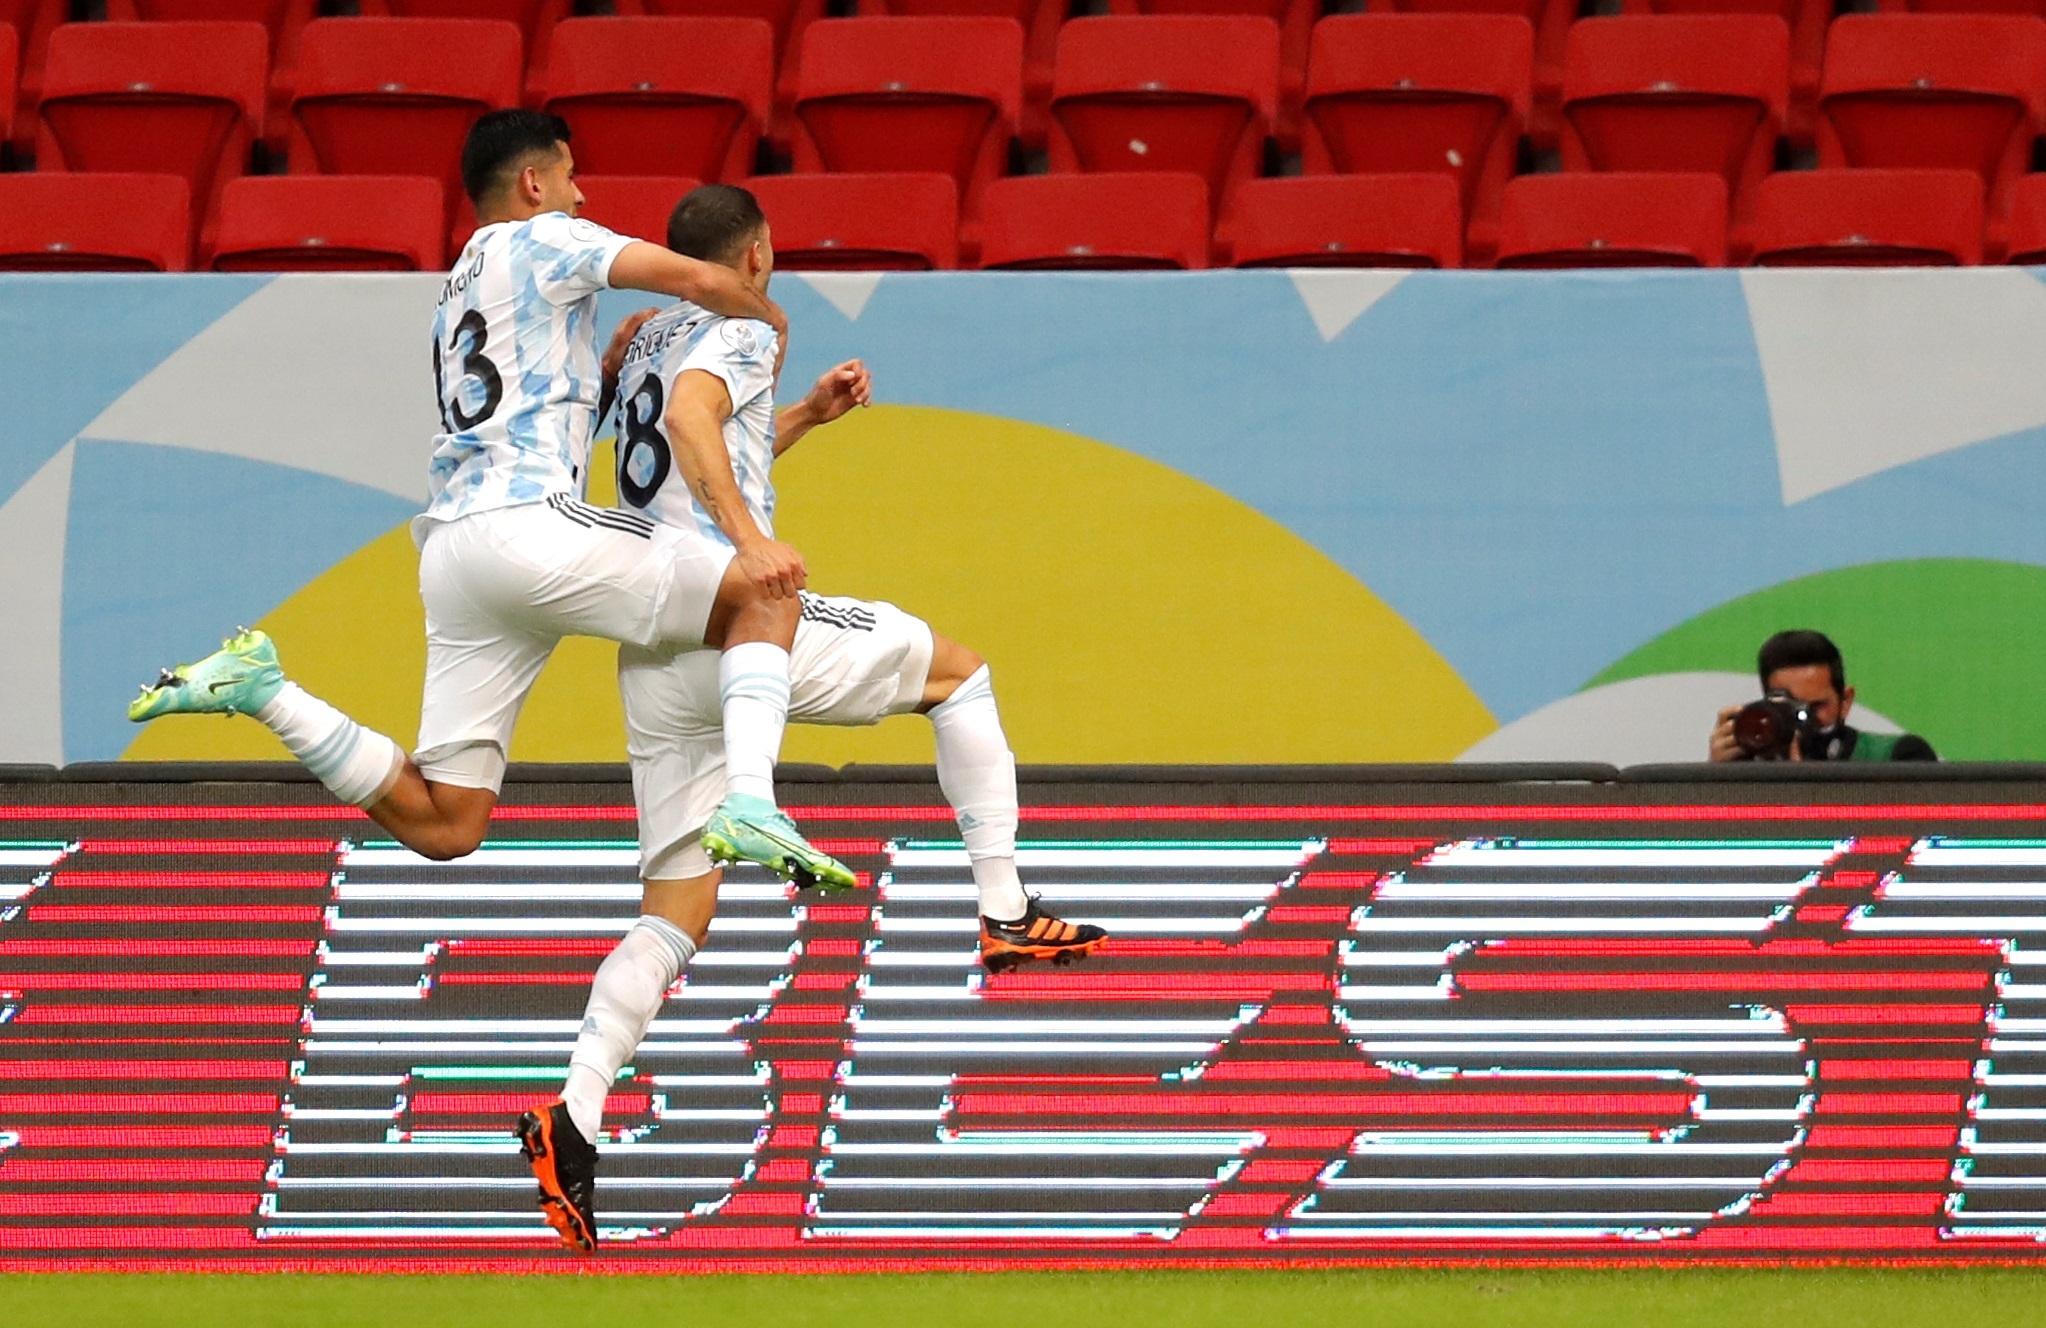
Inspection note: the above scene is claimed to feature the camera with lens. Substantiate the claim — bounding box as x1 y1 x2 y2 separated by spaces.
1732 689 1823 760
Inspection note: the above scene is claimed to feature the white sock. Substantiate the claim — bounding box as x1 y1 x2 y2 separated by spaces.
560 914 696 1144
720 641 790 803
929 665 1028 922
255 683 403 808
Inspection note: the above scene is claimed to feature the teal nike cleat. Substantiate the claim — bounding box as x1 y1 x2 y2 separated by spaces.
126 628 286 722
702 794 858 892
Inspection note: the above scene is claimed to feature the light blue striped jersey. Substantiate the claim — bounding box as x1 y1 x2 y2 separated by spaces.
423 211 635 523
612 299 779 544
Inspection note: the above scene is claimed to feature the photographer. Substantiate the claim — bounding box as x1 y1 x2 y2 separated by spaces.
1709 630 1936 763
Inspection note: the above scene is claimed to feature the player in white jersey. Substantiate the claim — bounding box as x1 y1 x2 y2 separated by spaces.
513 187 1106 1252
127 111 852 891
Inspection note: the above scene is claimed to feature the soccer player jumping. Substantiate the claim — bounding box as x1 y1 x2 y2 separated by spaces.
127 111 851 889
515 185 1107 1253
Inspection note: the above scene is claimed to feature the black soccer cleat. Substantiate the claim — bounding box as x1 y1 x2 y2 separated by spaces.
979 897 1108 974
515 1100 599 1254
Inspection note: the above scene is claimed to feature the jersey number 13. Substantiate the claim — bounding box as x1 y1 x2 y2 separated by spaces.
432 309 504 433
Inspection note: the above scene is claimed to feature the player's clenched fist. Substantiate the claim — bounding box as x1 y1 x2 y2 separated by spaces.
803 360 872 426
735 539 806 599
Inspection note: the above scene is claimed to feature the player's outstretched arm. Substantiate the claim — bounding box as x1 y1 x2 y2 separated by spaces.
609 241 787 351
774 359 872 457
667 368 806 599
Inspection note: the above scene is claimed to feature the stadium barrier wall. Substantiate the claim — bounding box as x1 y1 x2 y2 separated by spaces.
8 768 2046 1269
8 268 2046 772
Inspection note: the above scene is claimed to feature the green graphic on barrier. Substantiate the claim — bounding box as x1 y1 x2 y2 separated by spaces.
1589 558 2046 760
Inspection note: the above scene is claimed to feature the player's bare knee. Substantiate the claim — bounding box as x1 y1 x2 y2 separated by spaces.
411 825 484 861
706 572 800 648
731 588 798 648
409 785 494 860
920 637 987 709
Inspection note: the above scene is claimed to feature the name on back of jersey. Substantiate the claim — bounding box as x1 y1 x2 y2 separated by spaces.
437 247 486 308
624 312 706 370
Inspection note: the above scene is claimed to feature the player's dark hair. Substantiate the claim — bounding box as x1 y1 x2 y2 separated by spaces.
460 109 572 206
1758 630 1846 694
667 184 767 266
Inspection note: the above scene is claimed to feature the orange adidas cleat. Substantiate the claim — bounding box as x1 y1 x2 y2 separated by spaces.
979 898 1108 974
515 1100 598 1254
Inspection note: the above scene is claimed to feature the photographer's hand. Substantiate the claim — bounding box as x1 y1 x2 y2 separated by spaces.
1709 707 1744 762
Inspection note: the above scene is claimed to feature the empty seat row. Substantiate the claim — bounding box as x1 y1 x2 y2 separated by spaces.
1494 168 1999 266
2 0 1109 153
21 12 2046 263
7 0 2010 150
7 3 593 152
1 166 2030 273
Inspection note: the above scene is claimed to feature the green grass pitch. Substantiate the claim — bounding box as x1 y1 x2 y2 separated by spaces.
12 1269 2046 1328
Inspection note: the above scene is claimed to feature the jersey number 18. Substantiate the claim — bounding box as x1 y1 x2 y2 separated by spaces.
617 376 671 509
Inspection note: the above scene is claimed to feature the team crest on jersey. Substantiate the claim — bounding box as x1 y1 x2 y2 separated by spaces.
722 321 760 358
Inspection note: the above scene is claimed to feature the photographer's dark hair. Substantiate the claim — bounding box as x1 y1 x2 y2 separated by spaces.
460 110 571 206
667 185 767 265
1757 630 1846 694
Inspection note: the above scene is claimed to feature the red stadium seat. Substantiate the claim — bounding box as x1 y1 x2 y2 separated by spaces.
1818 15 2046 212
290 18 519 205
0 172 190 271
1562 16 1788 223
36 21 267 229
1303 14 1533 263
447 196 480 261
205 174 444 271
3 0 64 155
622 0 829 148
1220 173 1463 267
1049 16 1279 208
1620 0 1828 143
745 172 960 268
540 18 770 184
859 0 1061 146
2001 173 2046 262
978 171 1209 268
356 0 570 95
792 17 1022 226
1747 167 1984 264
446 177 695 258
1366 0 1575 143
104 0 318 153
1494 170 1728 267
573 175 700 246
1103 0 1318 144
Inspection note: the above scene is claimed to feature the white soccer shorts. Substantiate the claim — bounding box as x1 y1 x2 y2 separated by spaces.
620 592 936 880
413 496 737 792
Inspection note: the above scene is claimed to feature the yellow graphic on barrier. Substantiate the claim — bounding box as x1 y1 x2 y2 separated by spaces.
124 406 1493 765
121 521 434 763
